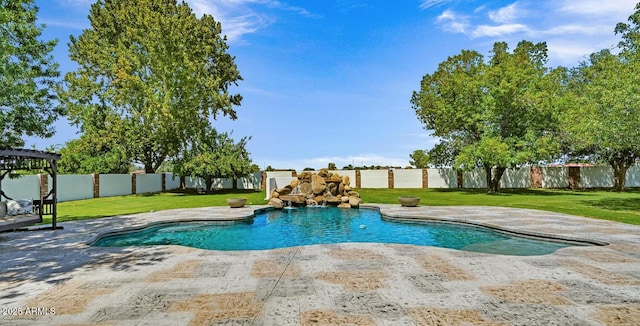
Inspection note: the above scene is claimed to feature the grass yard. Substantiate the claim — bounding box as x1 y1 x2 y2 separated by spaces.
51 188 640 225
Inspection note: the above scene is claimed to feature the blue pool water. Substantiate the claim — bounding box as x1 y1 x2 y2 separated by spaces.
92 207 575 255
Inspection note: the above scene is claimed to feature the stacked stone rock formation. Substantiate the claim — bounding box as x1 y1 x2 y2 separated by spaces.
268 169 362 209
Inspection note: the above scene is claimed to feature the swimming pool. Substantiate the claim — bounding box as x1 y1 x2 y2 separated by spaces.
92 207 579 255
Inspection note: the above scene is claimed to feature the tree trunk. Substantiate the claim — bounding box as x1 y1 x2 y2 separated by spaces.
232 178 238 190
484 165 492 193
487 166 506 194
611 163 629 192
205 176 213 192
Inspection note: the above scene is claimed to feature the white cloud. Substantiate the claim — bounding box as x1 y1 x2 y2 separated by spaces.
543 24 610 36
186 0 317 42
436 10 469 34
488 2 523 24
472 23 529 38
558 0 637 16
420 0 450 10
430 0 638 65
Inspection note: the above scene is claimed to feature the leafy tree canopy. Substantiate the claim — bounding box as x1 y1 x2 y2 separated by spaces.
172 128 255 191
409 149 430 168
411 40 563 193
61 0 242 173
563 2 640 191
0 0 61 148
57 133 131 174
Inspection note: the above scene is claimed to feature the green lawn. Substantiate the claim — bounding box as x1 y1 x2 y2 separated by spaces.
50 188 640 225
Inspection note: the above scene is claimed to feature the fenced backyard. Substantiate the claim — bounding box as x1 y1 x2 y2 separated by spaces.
2 166 639 203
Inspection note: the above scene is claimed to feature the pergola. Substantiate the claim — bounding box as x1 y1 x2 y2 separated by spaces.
0 148 61 231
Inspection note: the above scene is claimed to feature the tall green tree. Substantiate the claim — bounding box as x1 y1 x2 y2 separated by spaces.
62 0 242 173
411 41 563 193
0 0 61 148
409 149 430 168
172 129 255 191
563 3 640 191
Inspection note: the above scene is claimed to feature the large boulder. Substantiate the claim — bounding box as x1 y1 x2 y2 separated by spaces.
342 175 350 186
268 198 284 209
290 178 300 188
299 182 312 194
317 168 330 178
277 185 292 196
337 202 351 209
326 197 342 206
349 196 361 208
347 191 360 198
311 174 327 195
270 189 279 198
299 171 313 181
279 194 306 205
327 183 338 196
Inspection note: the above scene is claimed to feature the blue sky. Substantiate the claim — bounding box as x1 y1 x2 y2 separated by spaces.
30 0 638 170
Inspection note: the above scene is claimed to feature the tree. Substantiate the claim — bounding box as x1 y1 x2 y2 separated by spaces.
562 3 640 191
172 129 255 191
411 41 562 193
62 0 242 173
409 149 430 168
0 0 61 148
57 134 131 174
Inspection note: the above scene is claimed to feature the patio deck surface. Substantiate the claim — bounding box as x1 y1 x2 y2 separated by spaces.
1 204 639 325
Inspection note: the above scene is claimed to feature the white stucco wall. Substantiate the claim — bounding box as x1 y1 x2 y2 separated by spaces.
238 172 262 190
136 174 162 194
359 170 388 188
501 168 531 189
209 178 233 189
541 167 569 189
626 165 640 187
463 169 486 189
581 166 613 188
184 176 205 189
56 174 94 201
165 173 181 190
393 169 423 188
100 174 132 197
1 175 40 200
427 169 457 188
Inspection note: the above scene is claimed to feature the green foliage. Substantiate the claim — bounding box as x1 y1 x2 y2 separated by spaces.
412 41 563 193
61 0 242 173
57 134 131 174
172 129 255 191
0 0 61 148
563 4 640 191
409 149 430 168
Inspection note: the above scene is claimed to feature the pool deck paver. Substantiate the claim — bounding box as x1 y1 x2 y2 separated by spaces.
1 204 639 325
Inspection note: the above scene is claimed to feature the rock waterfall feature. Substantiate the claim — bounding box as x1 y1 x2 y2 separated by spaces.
268 169 362 209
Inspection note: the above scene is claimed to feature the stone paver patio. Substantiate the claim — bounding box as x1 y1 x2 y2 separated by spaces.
1 204 639 325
